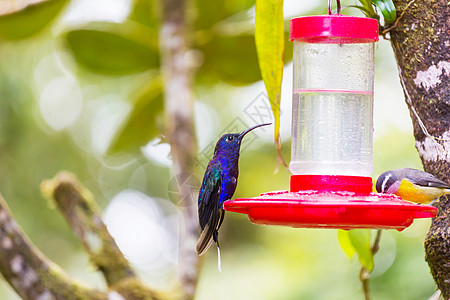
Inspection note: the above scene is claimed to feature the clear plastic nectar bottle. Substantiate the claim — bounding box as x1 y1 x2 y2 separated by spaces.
289 15 379 177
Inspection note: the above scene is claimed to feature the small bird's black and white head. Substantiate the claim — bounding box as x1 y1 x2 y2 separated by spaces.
213 123 271 155
376 170 400 194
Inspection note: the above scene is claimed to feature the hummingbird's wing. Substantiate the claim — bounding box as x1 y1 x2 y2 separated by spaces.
197 164 223 255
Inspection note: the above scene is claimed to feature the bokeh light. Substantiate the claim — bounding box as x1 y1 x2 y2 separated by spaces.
104 190 179 286
39 75 83 130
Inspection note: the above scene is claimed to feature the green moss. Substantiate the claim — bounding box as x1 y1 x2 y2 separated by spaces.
39 266 106 299
112 277 174 300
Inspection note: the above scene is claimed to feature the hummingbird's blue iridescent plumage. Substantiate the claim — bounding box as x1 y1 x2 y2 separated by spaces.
196 123 271 259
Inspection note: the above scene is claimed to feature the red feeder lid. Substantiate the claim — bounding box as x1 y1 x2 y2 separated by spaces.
224 175 437 231
291 175 373 193
289 15 379 43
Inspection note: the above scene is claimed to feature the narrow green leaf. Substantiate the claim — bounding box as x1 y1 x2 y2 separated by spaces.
356 0 378 19
0 0 69 40
255 0 285 164
65 23 159 75
372 0 397 24
108 77 164 154
199 34 261 85
338 230 356 258
349 229 374 271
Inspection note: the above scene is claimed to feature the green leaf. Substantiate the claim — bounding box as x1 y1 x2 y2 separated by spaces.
0 0 69 40
199 34 261 85
349 229 374 271
194 0 255 31
108 77 164 154
338 230 356 258
194 0 226 30
129 0 159 28
222 0 255 18
196 31 291 86
358 0 377 18
65 23 159 75
372 0 396 24
255 0 285 163
350 5 375 19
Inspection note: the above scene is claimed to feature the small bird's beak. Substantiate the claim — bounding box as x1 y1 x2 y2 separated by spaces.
239 123 271 138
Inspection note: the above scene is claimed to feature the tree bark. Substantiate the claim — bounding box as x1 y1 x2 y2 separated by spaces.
389 0 450 298
159 0 200 298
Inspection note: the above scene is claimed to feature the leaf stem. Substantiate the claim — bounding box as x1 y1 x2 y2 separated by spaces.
359 229 382 300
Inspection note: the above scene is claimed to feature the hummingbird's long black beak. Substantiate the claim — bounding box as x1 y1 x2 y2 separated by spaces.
239 123 271 138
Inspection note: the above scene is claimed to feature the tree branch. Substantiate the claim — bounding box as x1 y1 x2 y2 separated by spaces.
390 0 450 297
0 193 107 300
41 172 162 300
41 172 135 286
159 0 200 298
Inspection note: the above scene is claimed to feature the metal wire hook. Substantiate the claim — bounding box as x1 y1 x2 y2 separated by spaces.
328 0 341 14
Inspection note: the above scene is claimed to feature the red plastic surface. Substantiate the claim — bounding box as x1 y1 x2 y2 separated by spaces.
224 175 437 230
289 15 379 43
224 190 437 231
291 175 373 193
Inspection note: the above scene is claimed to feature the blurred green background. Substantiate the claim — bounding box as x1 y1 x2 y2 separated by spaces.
0 0 434 299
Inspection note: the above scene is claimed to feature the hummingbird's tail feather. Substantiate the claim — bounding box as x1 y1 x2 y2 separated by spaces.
197 206 220 255
196 223 214 256
213 223 223 272
197 209 225 256
217 246 222 272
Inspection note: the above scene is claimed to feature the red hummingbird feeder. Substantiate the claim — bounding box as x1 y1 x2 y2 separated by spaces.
224 14 437 230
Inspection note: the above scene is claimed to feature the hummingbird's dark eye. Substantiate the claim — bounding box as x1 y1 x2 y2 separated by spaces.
226 136 234 142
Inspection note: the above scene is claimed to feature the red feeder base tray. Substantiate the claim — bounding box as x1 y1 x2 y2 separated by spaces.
224 190 438 231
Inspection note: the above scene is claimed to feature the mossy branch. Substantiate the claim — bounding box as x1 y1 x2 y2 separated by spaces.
41 172 166 300
0 193 107 300
41 171 136 287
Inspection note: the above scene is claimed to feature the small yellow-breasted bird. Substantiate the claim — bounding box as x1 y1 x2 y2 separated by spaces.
376 168 450 204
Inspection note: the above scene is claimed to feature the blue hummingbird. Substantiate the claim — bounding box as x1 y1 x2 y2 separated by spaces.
196 123 271 268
